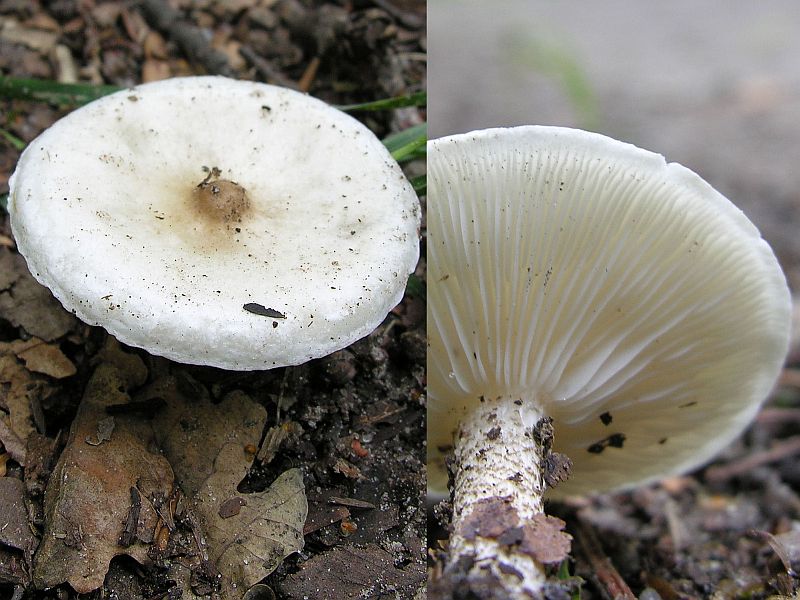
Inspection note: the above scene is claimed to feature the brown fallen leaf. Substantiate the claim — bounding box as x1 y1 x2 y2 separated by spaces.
0 248 76 342
16 338 76 379
0 418 26 465
0 477 38 556
91 336 148 389
33 364 174 593
279 543 426 599
150 377 307 600
142 58 171 82
0 353 38 457
0 18 59 52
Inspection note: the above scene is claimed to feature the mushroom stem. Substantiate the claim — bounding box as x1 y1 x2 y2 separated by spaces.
447 395 548 598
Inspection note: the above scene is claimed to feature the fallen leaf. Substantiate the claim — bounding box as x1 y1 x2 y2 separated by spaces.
92 336 148 389
303 503 351 535
0 418 26 465
0 477 38 555
33 364 174 593
279 544 426 599
0 353 37 457
0 17 58 52
16 339 76 379
0 248 76 341
142 58 171 82
150 378 307 599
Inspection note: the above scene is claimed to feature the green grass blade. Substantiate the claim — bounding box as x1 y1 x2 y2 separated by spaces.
409 174 426 196
383 122 427 163
0 76 120 106
337 91 426 112
0 127 25 151
505 33 599 131
0 193 8 213
382 123 426 153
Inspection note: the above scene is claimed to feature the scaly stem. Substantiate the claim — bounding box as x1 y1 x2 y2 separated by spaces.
446 396 548 598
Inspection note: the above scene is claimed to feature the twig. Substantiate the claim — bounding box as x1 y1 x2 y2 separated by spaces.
298 57 321 93
704 436 800 482
757 407 800 425
137 0 234 76
239 46 299 90
575 521 636 600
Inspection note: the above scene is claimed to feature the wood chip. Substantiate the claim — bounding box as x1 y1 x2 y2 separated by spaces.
328 496 376 510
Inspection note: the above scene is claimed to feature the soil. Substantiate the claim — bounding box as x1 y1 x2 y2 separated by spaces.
0 1 426 599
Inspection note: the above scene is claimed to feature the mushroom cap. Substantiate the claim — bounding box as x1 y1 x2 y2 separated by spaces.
9 77 420 370
428 126 791 497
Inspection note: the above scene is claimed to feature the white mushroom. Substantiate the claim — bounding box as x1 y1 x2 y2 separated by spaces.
428 126 791 596
9 76 420 370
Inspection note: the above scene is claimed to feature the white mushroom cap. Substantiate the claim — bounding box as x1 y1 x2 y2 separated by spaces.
9 77 420 370
428 126 791 497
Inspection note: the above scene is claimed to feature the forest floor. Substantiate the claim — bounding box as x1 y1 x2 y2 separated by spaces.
0 1 426 599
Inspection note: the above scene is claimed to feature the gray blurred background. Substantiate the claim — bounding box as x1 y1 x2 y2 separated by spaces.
428 0 800 292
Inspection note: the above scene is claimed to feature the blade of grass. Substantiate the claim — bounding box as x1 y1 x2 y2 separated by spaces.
337 91 426 112
392 142 426 163
0 128 25 151
505 33 599 131
0 76 120 106
382 123 426 153
0 193 8 213
383 122 426 163
0 76 427 115
409 174 426 196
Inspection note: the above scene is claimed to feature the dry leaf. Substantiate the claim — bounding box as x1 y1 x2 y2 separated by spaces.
142 58 171 82
150 378 307 599
33 364 174 593
0 477 38 555
0 248 76 342
280 544 426 599
16 339 76 379
0 17 58 52
0 353 37 456
0 420 26 465
92 336 148 389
